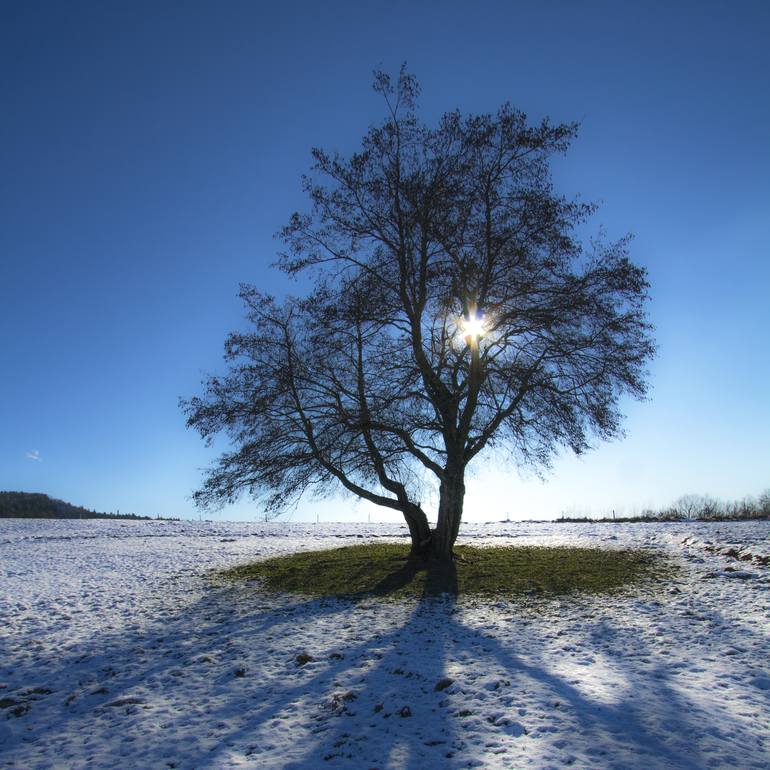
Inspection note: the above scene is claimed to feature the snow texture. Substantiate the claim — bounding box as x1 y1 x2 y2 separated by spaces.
1 519 768 769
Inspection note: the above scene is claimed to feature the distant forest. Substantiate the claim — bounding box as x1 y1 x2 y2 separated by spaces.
0 492 165 520
554 490 770 523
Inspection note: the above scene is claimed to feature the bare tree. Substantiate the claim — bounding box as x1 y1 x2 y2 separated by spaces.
760 490 770 517
671 494 705 520
183 68 655 561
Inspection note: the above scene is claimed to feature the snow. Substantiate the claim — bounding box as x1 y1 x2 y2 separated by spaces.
1 518 768 769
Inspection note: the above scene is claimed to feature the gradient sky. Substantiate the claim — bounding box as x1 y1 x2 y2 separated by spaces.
1 0 768 522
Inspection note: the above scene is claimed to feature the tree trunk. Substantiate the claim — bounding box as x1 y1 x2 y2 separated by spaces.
432 466 466 561
402 502 432 559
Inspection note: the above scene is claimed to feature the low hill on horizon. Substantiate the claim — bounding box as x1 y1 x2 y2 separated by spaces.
0 491 156 520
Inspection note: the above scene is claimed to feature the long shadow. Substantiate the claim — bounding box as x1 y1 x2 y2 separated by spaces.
280 553 766 769
281 557 461 768
2 554 767 769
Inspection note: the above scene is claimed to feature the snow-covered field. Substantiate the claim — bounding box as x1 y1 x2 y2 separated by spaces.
1 519 768 770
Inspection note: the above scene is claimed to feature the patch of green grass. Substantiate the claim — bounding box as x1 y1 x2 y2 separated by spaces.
218 542 673 601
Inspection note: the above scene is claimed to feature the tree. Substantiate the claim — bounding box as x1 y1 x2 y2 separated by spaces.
183 68 654 561
671 494 706 520
760 490 770 517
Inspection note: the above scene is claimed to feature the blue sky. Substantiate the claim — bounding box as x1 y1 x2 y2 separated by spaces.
1 0 768 521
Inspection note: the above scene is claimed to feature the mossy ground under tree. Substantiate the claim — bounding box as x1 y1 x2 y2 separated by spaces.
218 543 673 600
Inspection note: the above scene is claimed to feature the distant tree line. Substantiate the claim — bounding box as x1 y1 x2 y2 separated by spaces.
0 492 175 520
556 490 770 523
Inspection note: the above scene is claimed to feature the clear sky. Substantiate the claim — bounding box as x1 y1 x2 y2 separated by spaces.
1 0 768 522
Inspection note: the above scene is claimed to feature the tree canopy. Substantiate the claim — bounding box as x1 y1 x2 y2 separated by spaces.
183 68 654 559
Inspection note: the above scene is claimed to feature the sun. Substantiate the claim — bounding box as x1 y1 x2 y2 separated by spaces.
459 313 486 343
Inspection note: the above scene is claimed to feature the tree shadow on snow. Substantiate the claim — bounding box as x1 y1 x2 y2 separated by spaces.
0 558 766 769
